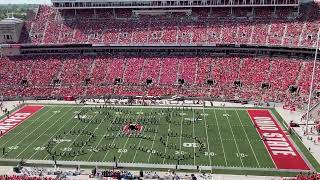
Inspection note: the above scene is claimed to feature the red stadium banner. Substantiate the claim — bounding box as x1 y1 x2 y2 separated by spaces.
64 96 75 101
283 105 296 111
247 109 310 170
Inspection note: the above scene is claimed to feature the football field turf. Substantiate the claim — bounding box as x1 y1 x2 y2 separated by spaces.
0 104 313 172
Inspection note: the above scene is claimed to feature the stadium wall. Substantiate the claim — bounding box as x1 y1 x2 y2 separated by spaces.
11 44 320 59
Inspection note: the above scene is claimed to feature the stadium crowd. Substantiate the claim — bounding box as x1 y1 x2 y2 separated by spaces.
0 175 55 180
0 55 319 108
285 172 320 180
16 3 320 48
1 2 320 180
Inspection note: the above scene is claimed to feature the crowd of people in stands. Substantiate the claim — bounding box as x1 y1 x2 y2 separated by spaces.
14 3 319 48
1 3 319 109
0 175 55 180
0 55 319 108
285 172 320 180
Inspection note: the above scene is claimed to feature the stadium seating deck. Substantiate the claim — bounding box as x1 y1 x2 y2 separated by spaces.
14 4 320 48
0 55 319 108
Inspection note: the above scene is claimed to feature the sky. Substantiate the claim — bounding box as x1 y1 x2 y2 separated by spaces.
0 0 51 4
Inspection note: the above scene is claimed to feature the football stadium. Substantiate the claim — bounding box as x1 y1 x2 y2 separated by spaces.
0 0 320 179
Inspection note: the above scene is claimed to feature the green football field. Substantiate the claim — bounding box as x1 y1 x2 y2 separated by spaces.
0 104 278 170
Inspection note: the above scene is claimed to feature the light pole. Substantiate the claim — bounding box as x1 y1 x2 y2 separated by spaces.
305 27 320 135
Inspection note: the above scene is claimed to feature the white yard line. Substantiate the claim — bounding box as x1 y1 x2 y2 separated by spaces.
179 107 183 153
133 106 155 163
28 107 84 159
72 111 107 161
212 108 228 166
203 107 212 169
0 106 53 146
117 138 130 160
235 110 261 168
132 139 143 163
1 106 65 158
224 110 244 167
102 106 135 162
86 109 119 161
56 109 101 160
118 107 143 162
147 113 160 163
192 109 196 166
16 107 74 158
162 118 171 164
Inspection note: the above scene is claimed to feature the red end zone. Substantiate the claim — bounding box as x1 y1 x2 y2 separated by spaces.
247 109 310 170
0 105 43 138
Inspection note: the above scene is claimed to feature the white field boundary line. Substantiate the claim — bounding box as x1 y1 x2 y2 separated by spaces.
0 106 51 146
212 108 228 166
86 108 119 161
34 104 257 111
71 109 108 161
101 106 135 162
117 106 143 162
56 109 101 161
203 107 212 169
235 110 261 168
1 106 65 158
16 107 76 158
267 109 315 171
4 158 303 172
146 106 160 163
29 107 85 160
224 109 244 168
245 110 277 169
162 111 172 164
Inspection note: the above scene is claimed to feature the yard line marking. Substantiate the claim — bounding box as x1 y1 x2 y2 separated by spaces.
224 109 244 167
29 107 84 160
179 107 183 155
235 110 261 168
86 108 119 161
134 106 155 163
16 107 76 159
203 107 212 169
57 108 101 160
147 126 159 163
212 108 228 166
192 109 196 166
1 106 65 158
118 107 143 162
117 138 130 160
132 139 143 163
147 108 160 163
0 106 52 146
72 109 106 161
102 106 134 162
162 111 172 164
